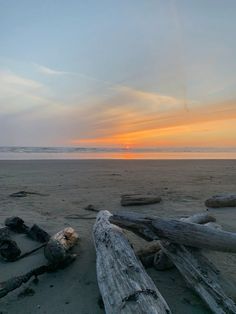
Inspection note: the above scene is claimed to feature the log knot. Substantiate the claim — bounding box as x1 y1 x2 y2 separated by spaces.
121 288 158 305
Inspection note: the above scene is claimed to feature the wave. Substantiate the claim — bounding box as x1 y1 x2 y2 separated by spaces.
0 146 236 154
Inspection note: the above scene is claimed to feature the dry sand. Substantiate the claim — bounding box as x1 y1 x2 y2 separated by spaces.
0 159 236 314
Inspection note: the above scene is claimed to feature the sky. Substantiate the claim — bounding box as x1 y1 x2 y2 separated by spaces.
1 0 236 149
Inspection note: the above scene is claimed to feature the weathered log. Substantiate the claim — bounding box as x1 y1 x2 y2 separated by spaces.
44 227 79 264
110 213 236 313
205 194 236 208
121 194 162 206
5 217 28 233
160 242 236 314
27 224 50 243
110 212 236 252
153 213 215 271
0 239 21 261
5 217 50 243
0 227 21 261
0 227 10 239
0 255 76 299
93 210 171 314
0 265 48 298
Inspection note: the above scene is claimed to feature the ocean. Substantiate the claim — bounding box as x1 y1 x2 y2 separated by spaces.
0 147 236 159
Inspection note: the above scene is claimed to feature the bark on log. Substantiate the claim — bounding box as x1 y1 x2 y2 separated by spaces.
44 227 79 264
110 213 236 313
93 210 171 314
110 213 236 252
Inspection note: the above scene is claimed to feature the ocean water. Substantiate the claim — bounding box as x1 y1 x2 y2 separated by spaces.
0 147 236 159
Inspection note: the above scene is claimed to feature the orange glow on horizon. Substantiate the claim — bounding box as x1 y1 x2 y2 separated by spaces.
71 116 236 148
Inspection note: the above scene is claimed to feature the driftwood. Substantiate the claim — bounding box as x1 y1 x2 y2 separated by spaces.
15 244 46 261
44 227 78 264
205 194 236 208
5 217 50 243
136 241 161 268
153 251 174 271
137 213 215 270
160 242 236 314
9 191 48 198
93 210 171 314
0 227 21 261
110 212 236 314
110 212 236 253
84 204 100 212
0 228 78 299
135 241 161 257
121 194 162 206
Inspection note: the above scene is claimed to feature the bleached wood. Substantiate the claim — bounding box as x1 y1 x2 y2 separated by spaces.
93 210 171 314
136 213 215 270
110 212 236 314
110 212 236 252
160 241 236 314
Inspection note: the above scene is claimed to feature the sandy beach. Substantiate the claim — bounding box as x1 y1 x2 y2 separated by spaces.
0 159 236 314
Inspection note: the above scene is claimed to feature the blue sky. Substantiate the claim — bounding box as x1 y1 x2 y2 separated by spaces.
1 0 236 147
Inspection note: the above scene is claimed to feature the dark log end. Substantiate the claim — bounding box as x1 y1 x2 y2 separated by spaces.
27 224 50 243
0 239 21 261
5 217 28 233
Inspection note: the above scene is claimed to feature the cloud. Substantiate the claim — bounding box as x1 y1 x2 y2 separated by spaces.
69 85 236 147
34 64 68 76
0 70 59 115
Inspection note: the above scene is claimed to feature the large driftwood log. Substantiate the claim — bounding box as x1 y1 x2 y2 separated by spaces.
110 212 236 252
0 227 78 299
93 210 171 314
110 213 236 314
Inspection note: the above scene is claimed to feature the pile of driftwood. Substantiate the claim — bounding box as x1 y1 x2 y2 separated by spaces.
93 210 236 314
0 216 78 298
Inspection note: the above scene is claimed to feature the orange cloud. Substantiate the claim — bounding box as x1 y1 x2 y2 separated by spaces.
70 85 236 148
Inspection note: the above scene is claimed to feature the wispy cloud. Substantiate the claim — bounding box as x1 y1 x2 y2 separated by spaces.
69 85 236 147
0 70 59 115
34 64 68 76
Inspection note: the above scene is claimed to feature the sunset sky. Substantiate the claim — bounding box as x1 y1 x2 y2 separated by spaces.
1 0 236 149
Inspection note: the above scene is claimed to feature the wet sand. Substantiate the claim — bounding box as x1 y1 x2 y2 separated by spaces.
0 160 236 313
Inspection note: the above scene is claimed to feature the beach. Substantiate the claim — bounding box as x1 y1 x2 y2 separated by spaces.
0 159 236 314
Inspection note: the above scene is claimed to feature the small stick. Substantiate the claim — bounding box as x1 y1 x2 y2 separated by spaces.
15 243 46 261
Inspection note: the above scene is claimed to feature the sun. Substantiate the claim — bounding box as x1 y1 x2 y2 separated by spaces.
124 144 131 150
